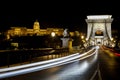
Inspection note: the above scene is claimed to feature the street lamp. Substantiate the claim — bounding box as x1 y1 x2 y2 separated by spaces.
86 38 88 41
81 35 84 39
51 32 56 37
111 37 113 41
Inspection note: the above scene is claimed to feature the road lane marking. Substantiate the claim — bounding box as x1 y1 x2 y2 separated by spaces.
98 64 102 80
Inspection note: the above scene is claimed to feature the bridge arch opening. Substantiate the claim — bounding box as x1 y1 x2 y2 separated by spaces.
95 30 103 36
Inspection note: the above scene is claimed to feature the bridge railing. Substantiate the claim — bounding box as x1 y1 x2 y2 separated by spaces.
0 48 70 67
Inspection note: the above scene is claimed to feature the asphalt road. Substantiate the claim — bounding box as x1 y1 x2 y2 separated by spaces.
1 50 98 80
98 46 120 80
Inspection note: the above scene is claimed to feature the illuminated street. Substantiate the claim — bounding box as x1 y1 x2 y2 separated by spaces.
2 45 120 80
98 46 120 80
0 48 98 80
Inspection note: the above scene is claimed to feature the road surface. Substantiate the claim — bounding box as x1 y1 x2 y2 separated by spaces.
1 50 98 80
99 46 120 80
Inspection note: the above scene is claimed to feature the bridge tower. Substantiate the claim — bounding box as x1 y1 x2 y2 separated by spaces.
85 15 113 46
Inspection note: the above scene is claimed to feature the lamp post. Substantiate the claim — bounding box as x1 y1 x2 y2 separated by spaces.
80 35 86 48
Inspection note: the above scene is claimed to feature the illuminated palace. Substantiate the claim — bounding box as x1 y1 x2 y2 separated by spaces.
6 20 64 39
4 20 86 49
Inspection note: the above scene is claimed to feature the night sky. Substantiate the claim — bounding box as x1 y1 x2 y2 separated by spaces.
0 1 119 32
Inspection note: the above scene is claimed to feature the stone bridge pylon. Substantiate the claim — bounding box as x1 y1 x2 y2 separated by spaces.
85 15 113 46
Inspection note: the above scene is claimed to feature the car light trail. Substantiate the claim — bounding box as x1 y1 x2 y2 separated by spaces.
0 53 79 72
0 47 97 79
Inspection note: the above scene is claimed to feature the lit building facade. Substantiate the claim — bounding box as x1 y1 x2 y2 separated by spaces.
6 20 64 39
